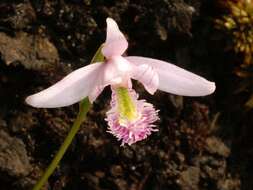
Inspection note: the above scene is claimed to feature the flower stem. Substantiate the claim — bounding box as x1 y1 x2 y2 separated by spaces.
32 99 91 190
32 44 104 190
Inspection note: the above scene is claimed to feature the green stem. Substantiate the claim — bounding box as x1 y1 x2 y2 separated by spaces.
32 99 91 190
32 44 104 190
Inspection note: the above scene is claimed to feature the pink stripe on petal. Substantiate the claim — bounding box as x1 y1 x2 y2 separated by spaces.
102 18 128 58
125 56 215 96
26 62 103 108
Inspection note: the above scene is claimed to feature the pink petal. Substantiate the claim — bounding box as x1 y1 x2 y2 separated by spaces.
88 56 133 101
102 18 128 58
131 64 159 94
104 56 133 86
125 56 215 96
26 62 103 108
88 86 104 103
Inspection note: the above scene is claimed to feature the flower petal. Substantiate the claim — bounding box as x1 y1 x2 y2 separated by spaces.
88 86 104 103
131 64 159 94
125 56 215 96
103 56 133 86
89 56 134 102
26 62 103 108
102 18 128 58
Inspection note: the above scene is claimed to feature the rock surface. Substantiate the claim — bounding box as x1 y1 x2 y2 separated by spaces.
0 130 31 177
0 0 248 190
0 32 59 70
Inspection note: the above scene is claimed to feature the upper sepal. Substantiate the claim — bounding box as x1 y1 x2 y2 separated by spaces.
102 18 128 59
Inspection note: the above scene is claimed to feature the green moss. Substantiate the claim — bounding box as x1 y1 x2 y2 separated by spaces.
215 0 253 66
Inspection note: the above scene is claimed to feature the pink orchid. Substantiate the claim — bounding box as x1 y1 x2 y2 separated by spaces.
26 18 215 145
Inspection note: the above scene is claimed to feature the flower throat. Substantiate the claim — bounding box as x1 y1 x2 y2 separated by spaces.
115 87 138 123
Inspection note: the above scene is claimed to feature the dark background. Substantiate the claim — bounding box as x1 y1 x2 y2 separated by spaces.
0 0 251 189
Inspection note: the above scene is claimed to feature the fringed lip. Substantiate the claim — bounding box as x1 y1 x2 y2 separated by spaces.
105 88 159 146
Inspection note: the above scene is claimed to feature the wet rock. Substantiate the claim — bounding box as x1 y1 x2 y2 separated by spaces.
0 130 31 177
0 32 59 70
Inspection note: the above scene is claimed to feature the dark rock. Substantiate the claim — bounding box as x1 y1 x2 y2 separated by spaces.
206 137 230 157
7 2 36 29
0 130 31 178
0 0 245 190
178 167 200 190
0 32 59 70
9 111 38 133
110 165 123 177
217 178 241 190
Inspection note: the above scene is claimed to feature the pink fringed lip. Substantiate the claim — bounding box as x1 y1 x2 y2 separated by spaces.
106 88 159 146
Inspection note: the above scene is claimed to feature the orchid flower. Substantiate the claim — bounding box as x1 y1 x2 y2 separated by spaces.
26 18 215 145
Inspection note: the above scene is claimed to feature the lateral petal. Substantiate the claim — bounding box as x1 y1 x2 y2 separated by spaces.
131 64 159 95
26 62 103 108
102 18 128 58
125 56 215 96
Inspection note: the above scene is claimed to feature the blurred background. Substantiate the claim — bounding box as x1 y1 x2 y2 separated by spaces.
0 0 252 189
